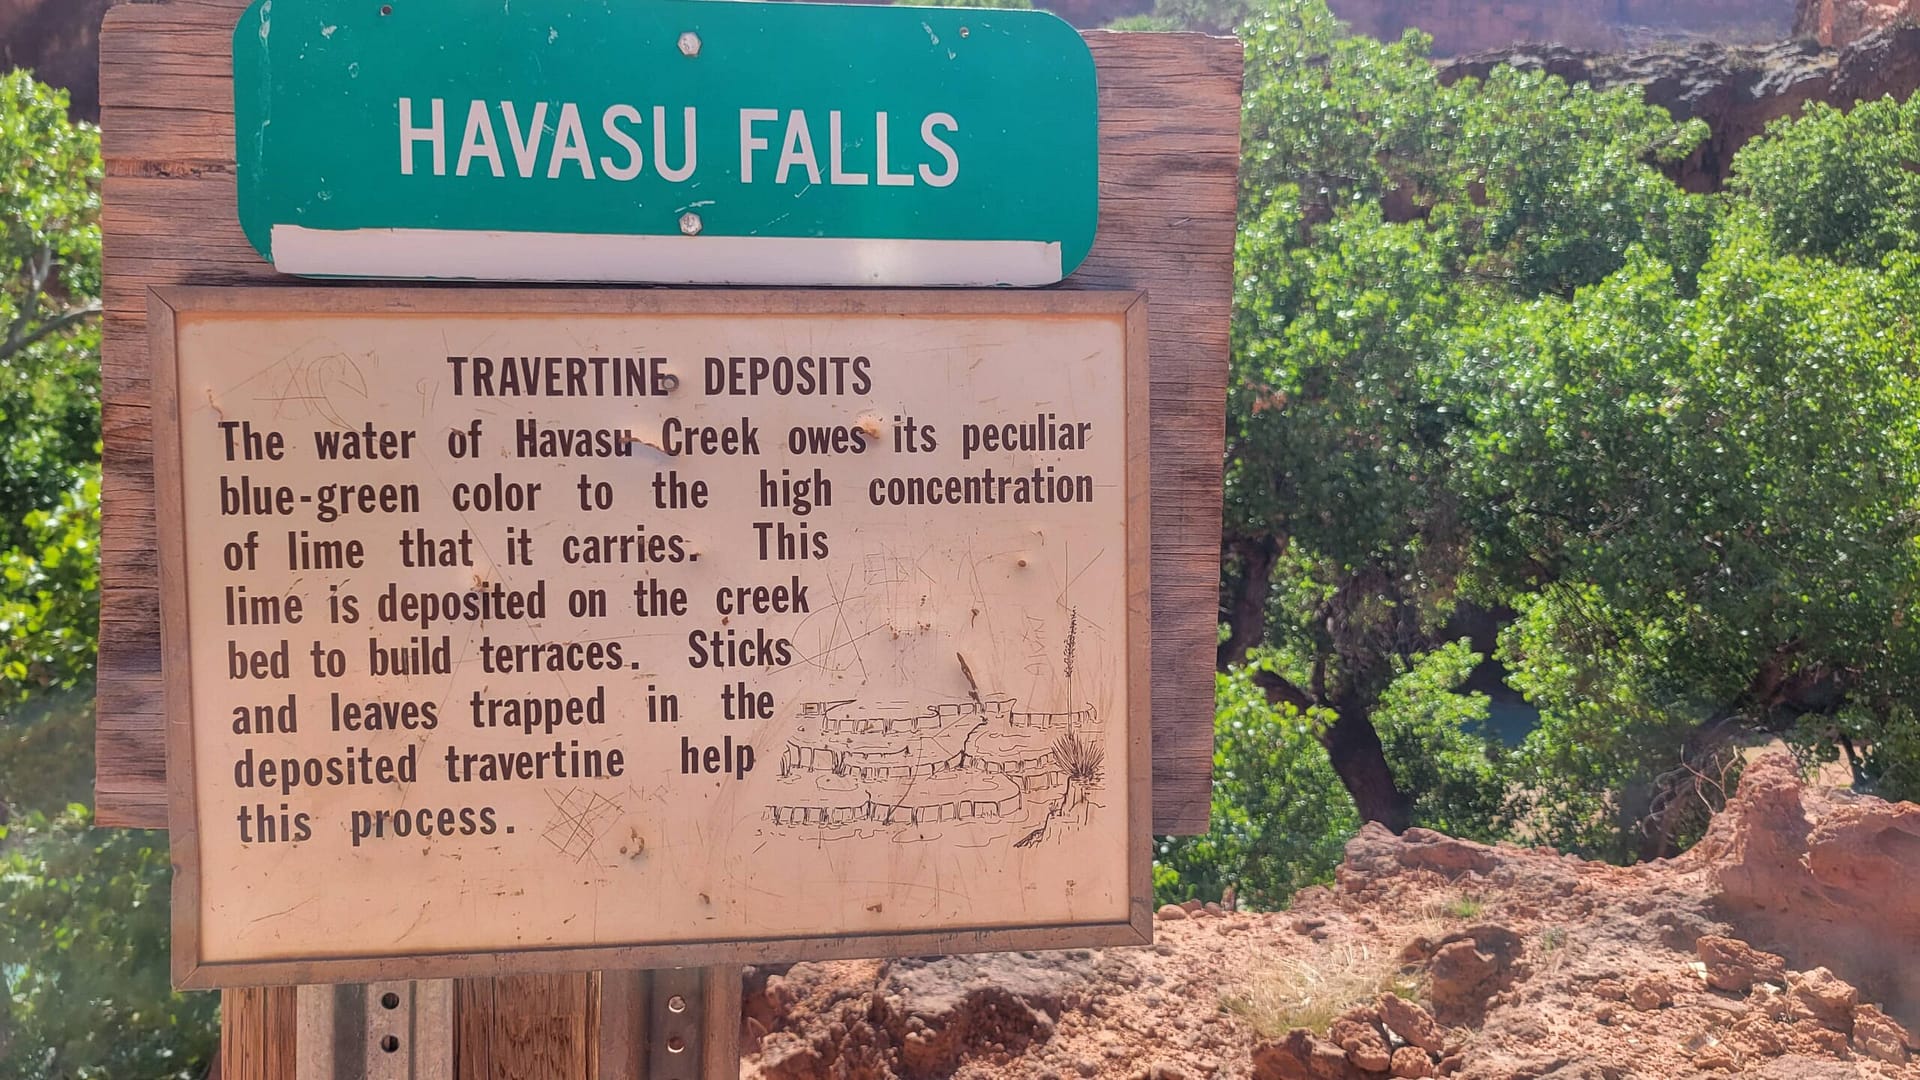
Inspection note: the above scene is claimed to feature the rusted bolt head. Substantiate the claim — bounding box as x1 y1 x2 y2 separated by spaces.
678 31 701 57
678 212 703 236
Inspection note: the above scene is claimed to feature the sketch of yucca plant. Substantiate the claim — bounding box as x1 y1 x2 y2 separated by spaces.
1016 732 1109 848
1052 731 1105 788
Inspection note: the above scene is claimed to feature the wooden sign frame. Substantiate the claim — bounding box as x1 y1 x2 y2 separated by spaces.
151 285 1154 988
97 5 1241 840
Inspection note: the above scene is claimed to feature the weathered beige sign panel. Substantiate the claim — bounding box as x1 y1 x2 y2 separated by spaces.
153 288 1151 987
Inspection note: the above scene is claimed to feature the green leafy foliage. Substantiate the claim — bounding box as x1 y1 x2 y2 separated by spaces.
1728 95 1920 266
1154 668 1358 909
0 70 100 551
0 684 95 822
1495 588 1715 861
0 72 214 1078
1 464 99 700
1161 0 1920 902
1371 641 1508 843
0 808 218 1080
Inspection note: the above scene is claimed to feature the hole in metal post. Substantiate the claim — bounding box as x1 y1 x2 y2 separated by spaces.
668 994 688 1013
380 1035 400 1053
379 4 393 14
667 1035 687 1054
380 991 401 1010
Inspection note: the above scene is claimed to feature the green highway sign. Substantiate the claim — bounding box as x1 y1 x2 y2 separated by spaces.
232 0 1100 286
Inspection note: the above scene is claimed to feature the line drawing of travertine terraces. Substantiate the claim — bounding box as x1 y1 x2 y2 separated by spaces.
767 694 1106 849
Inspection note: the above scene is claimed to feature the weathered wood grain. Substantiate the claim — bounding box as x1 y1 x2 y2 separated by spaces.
95 1 1239 835
222 986 300 1080
455 976 595 1080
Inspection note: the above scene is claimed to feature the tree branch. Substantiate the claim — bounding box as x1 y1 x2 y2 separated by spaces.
1218 533 1283 670
1249 667 1315 714
0 303 101 363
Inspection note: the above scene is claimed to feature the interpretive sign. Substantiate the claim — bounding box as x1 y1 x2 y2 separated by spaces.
231 0 1099 286
153 288 1150 986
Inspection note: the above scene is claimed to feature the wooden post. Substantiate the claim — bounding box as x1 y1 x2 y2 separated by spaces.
220 970 741 1080
222 986 299 1080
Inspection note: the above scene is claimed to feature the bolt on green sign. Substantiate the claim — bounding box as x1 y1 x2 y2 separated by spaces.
232 0 1100 286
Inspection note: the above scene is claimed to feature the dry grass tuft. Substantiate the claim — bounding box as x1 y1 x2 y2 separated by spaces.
1221 944 1425 1037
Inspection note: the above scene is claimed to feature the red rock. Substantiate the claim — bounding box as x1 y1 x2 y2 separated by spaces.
758 1033 826 1080
1418 925 1528 1024
1788 967 1859 1031
1389 1046 1435 1078
1796 0 1920 45
1443 29 1920 194
1306 1036 1352 1080
1327 0 1792 56
1695 935 1787 993
1428 941 1501 1020
1698 754 1920 1037
1627 976 1673 1011
1254 1029 1356 1080
1329 1015 1392 1072
1590 979 1628 1002
1394 829 1500 876
1852 1004 1913 1065
1377 994 1445 1055
1251 1031 1316 1080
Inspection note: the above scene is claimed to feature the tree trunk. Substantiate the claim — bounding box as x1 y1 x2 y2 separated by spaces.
1251 670 1414 833
1323 703 1414 833
1218 534 1282 670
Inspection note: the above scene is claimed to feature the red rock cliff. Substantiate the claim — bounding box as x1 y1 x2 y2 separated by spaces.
0 0 109 119
1795 0 1920 46
1331 0 1795 55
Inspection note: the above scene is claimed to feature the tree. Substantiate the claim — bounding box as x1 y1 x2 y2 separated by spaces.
0 808 219 1080
1466 197 1920 849
0 465 99 702
1727 95 1920 266
0 70 100 552
1155 667 1358 908
1145 0 1920 900
1217 0 1709 831
0 72 215 1077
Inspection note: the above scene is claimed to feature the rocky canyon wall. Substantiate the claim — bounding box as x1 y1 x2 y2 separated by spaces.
0 0 109 119
1795 0 1920 47
1328 0 1795 55
1443 26 1920 190
0 0 1815 123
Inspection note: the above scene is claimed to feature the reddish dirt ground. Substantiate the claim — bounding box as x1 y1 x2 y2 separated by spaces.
740 754 1920 1080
